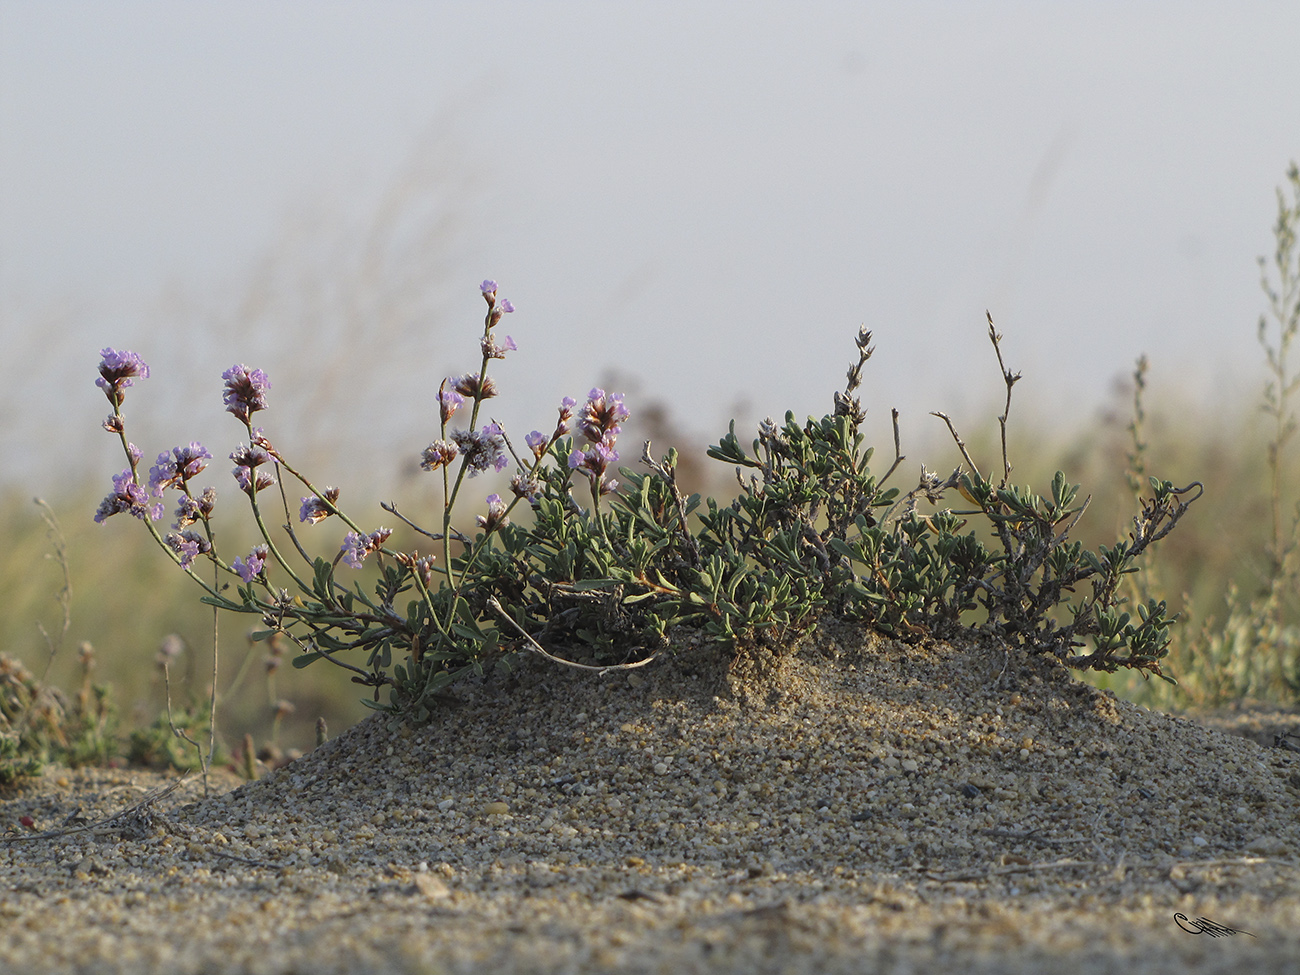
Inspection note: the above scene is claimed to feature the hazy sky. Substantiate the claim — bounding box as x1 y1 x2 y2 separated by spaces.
3 2 1299 491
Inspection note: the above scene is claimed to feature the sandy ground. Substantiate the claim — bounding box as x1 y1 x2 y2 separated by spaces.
2 625 1299 974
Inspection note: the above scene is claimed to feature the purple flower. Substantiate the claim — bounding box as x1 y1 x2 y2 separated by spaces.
451 423 507 476
577 388 629 444
222 364 271 423
299 487 340 525
476 494 509 532
439 387 465 424
96 349 149 406
149 442 212 492
480 334 517 359
232 545 268 583
568 439 620 479
480 280 498 295
230 443 269 468
234 466 276 494
127 442 142 465
340 528 392 569
165 529 211 569
487 295 514 327
554 396 577 439
231 443 275 494
420 439 459 472
94 469 164 523
525 430 548 459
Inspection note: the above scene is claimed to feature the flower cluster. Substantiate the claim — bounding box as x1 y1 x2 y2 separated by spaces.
524 397 577 461
94 469 163 523
476 494 509 532
481 334 517 360
450 373 498 401
299 487 341 525
420 440 459 473
452 423 508 477
231 443 276 495
96 348 149 408
149 442 212 492
165 529 212 569
568 387 629 495
340 528 392 569
233 545 269 583
174 488 216 528
222 364 270 424
480 279 516 329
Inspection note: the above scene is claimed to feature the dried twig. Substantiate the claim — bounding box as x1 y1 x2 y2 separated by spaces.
1 775 190 844
487 597 660 675
926 858 1099 883
978 827 1091 850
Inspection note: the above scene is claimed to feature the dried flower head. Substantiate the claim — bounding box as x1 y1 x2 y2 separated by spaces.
174 488 216 528
165 529 212 569
577 388 629 444
222 364 271 423
299 487 341 525
451 423 507 476
481 334 518 359
230 443 275 494
156 634 185 668
420 439 459 473
510 472 542 502
476 494 509 532
451 373 498 401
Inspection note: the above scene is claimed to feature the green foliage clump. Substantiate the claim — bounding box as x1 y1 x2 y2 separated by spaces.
0 647 116 785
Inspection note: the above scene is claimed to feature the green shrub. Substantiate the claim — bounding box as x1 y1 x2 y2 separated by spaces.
92 281 1199 727
0 647 116 784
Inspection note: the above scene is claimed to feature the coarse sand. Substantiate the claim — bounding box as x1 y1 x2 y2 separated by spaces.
2 623 1299 974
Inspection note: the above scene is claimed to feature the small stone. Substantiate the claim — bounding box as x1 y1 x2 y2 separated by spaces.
483 801 510 816
900 759 919 773
414 873 451 901
1246 835 1287 856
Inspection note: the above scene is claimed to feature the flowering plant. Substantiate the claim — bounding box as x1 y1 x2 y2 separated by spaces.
95 281 673 723
96 282 1201 728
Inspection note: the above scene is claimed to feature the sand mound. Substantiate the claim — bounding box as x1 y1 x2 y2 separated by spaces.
208 622 1300 875
5 624 1300 974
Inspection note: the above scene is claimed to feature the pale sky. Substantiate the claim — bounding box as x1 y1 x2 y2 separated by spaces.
3 2 1299 492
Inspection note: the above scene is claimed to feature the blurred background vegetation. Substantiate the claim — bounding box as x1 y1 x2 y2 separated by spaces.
3 162 1298 776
